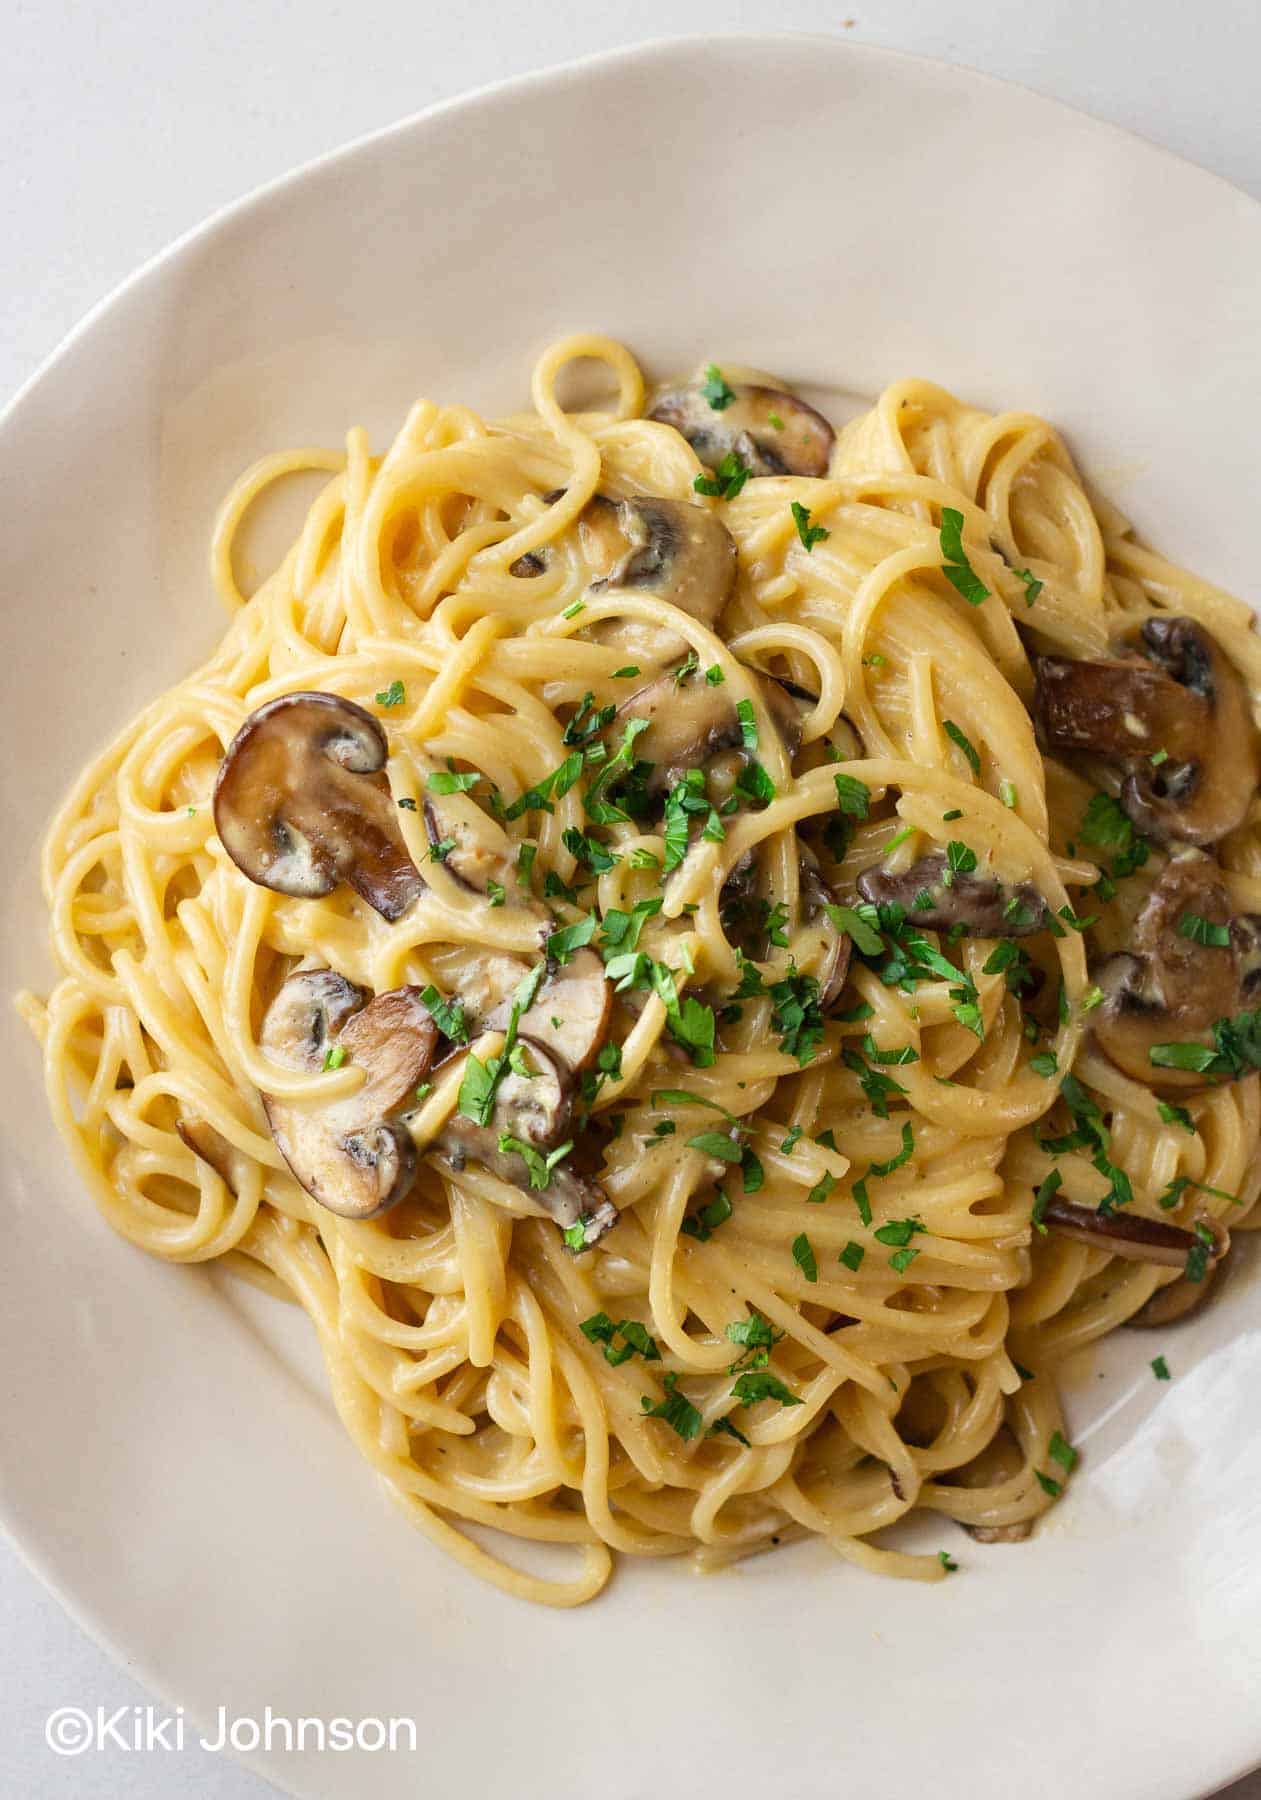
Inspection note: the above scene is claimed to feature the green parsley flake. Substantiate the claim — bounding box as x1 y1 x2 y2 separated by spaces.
701 363 736 410
839 1241 865 1272
322 1044 346 1072
943 720 980 775
375 679 405 708
694 451 751 501
791 1232 819 1282
1151 1355 1171 1381
790 500 830 552
938 507 991 605
640 1372 702 1440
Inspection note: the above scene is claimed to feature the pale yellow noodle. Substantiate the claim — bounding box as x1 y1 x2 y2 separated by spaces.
20 336 1261 1606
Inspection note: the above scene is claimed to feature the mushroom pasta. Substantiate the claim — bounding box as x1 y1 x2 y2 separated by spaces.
20 333 1261 1606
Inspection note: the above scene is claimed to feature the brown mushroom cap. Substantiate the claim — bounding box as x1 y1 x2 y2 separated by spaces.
1033 618 1260 845
581 494 736 623
1092 852 1261 1091
214 692 425 920
259 969 437 1219
422 789 519 899
649 370 835 478
856 851 1049 937
434 1037 617 1245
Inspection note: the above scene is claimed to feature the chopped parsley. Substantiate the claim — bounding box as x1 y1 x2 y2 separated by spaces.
1151 1355 1171 1381
681 1190 734 1241
640 1373 702 1440
943 720 980 775
419 984 469 1044
1015 567 1043 604
770 967 825 1065
790 500 830 551
938 507 990 605
1157 1100 1196 1135
938 1550 959 1572
322 1044 346 1072
1150 1008 1261 1080
694 450 751 500
1048 1430 1078 1474
824 902 884 957
732 1370 802 1409
1034 1470 1062 1499
806 1171 837 1205
546 914 598 962
1177 911 1232 949
833 772 871 820
504 749 585 820
580 1312 661 1366
791 1232 818 1282
839 1241 865 1272
457 963 545 1125
427 764 481 795
496 1133 573 1191
700 363 735 410
374 679 405 708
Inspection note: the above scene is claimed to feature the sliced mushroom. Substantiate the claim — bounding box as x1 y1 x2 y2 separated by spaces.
611 666 796 800
1092 851 1261 1091
801 852 853 1010
1125 1245 1230 1328
259 969 437 1219
441 946 613 1076
582 495 735 620
1033 618 1260 845
422 789 519 899
434 1037 617 1245
214 692 424 920
649 369 835 478
856 852 1049 936
1040 1192 1225 1269
177 1117 238 1187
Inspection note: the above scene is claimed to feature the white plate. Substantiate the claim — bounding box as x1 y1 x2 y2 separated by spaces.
3 34 1260 1800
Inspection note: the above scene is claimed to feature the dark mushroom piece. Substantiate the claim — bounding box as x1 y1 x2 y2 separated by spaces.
801 851 853 1011
1033 617 1260 845
433 1038 617 1246
214 692 425 920
610 665 799 800
857 852 1049 937
1092 852 1261 1091
722 848 852 1011
422 789 520 900
449 946 613 1076
1125 1244 1231 1328
649 370 835 478
1040 1192 1226 1270
177 1117 239 1187
259 969 437 1220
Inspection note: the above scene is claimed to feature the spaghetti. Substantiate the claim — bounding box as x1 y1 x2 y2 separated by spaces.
20 334 1261 1606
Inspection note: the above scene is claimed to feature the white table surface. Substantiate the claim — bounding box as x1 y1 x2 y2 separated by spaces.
3 3 1260 1796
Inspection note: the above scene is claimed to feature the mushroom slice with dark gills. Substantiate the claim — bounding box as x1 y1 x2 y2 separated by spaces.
1126 1241 1232 1328
609 665 798 802
1033 617 1260 845
422 785 518 900
214 692 425 920
1092 851 1261 1091
577 492 736 670
856 852 1049 937
1039 1191 1228 1273
259 969 437 1219
722 847 852 1011
434 1038 617 1246
442 946 613 1077
649 368 835 478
